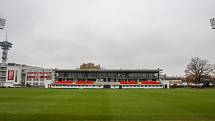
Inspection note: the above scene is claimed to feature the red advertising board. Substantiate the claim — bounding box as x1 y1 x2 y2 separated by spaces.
8 70 14 80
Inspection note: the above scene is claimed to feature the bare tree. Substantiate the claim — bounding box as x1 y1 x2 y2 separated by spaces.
185 57 215 83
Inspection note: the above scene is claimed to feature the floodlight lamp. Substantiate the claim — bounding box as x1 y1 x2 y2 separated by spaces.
0 18 6 29
210 18 215 29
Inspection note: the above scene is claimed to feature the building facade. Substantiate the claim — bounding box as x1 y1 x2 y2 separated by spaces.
0 63 169 89
0 63 54 88
25 67 54 87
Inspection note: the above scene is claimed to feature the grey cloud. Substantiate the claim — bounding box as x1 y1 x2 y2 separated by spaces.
0 0 215 76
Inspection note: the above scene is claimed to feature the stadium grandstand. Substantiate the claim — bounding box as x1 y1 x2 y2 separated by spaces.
50 68 168 89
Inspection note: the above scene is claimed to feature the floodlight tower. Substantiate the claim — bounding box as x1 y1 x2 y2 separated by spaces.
0 34 13 64
0 18 13 64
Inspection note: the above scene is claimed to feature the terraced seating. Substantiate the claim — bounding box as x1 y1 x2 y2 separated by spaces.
120 80 138 84
75 80 95 85
55 80 73 84
141 81 160 84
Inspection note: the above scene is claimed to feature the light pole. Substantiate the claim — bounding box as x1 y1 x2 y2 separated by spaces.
0 18 13 64
210 17 215 29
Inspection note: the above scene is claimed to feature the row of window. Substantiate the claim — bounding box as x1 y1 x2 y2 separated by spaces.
27 70 52 72
57 72 158 78
51 85 163 88
27 74 52 76
26 82 45 86
26 78 51 81
0 74 6 76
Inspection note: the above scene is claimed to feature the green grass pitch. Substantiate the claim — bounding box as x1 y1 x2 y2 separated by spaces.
0 88 215 121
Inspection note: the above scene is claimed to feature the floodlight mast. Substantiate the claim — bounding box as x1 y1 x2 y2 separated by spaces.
0 18 13 64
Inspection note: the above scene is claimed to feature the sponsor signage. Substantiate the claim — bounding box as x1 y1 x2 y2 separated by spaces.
8 70 14 80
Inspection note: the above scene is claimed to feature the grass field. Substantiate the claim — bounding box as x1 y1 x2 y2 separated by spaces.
0 88 215 121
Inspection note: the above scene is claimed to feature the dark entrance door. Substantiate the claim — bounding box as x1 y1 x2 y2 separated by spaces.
119 85 122 89
103 85 111 88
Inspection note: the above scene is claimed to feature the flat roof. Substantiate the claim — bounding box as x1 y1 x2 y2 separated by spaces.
55 69 161 73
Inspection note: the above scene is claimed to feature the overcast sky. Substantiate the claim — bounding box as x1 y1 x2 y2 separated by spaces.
0 0 215 76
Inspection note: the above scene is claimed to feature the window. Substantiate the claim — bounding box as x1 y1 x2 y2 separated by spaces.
40 83 44 86
26 79 31 81
34 78 39 81
33 83 38 86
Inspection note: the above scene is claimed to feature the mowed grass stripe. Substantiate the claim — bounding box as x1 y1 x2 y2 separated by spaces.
0 89 113 121
0 88 215 121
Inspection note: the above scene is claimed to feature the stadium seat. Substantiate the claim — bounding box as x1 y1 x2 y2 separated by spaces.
55 80 73 84
119 80 138 84
141 81 160 84
75 80 95 85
